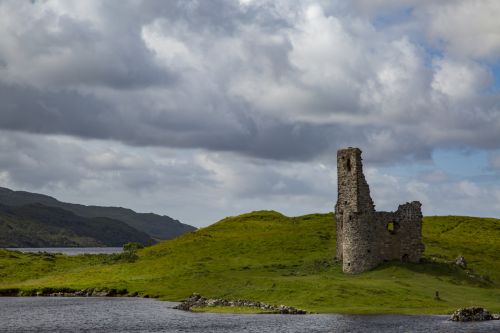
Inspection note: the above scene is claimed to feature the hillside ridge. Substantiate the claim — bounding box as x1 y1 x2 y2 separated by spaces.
0 203 154 247
0 186 196 241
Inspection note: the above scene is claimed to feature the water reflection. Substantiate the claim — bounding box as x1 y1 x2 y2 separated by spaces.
0 297 498 333
4 247 123 256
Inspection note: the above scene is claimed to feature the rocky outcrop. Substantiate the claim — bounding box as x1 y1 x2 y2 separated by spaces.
40 288 130 297
174 293 307 314
450 307 499 321
1 287 139 297
455 256 467 269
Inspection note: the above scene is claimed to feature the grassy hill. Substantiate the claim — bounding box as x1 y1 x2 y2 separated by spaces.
0 187 196 241
0 203 154 247
0 211 499 314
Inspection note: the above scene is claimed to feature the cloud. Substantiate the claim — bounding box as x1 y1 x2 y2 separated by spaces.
0 131 338 225
432 58 492 100
0 0 500 223
490 153 500 170
418 169 449 183
0 0 499 164
0 131 86 188
421 0 500 60
2 130 500 226
0 1 174 90
365 166 500 218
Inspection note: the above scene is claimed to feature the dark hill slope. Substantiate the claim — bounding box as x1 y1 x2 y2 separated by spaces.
0 187 195 240
0 203 154 247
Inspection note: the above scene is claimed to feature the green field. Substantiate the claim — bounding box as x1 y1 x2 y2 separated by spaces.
1 211 499 314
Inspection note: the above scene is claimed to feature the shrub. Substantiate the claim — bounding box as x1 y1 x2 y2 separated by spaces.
123 242 145 253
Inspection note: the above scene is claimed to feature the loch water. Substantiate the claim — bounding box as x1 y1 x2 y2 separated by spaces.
1 297 499 333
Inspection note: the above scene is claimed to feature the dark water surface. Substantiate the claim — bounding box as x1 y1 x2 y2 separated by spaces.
5 247 123 255
1 298 499 333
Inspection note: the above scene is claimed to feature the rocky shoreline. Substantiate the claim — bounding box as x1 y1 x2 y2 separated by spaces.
0 288 306 315
174 293 307 314
450 307 500 322
0 287 144 298
3 288 500 320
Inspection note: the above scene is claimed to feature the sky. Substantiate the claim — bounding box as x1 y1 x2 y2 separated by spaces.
0 0 500 227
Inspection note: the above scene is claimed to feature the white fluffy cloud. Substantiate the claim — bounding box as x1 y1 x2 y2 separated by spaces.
0 0 499 161
0 0 498 161
422 0 500 60
0 0 500 223
432 58 492 100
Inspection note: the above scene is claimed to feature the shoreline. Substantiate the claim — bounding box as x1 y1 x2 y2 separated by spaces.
1 288 499 320
0 287 143 298
174 293 307 314
3 295 500 321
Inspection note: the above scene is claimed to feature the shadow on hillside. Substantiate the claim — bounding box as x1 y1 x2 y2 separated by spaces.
372 258 494 288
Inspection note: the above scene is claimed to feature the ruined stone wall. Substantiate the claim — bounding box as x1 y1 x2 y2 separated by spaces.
335 148 424 274
335 148 378 273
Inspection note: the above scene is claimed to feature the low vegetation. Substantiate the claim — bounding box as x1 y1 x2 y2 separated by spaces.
1 211 499 314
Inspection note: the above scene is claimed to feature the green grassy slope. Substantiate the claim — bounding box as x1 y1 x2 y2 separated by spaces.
1 211 499 314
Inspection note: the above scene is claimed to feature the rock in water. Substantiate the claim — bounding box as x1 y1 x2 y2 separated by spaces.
174 293 205 311
174 293 307 314
450 307 493 321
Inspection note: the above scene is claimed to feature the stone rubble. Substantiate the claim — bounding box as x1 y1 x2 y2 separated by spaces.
450 307 499 321
174 293 307 314
455 256 467 269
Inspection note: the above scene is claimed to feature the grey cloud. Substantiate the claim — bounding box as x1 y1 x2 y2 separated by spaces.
2 130 500 226
0 131 85 188
0 83 114 138
0 0 499 166
0 80 339 161
0 131 216 192
0 1 175 89
2 0 500 225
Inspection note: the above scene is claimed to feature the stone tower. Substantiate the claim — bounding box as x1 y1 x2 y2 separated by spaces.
335 147 424 274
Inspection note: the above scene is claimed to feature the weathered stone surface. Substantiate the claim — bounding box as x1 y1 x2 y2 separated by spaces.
450 307 497 321
455 256 467 269
335 148 425 274
174 293 307 314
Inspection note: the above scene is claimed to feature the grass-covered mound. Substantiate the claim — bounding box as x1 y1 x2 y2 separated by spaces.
1 211 499 314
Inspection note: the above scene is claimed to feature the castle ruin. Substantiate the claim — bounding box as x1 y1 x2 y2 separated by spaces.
335 147 424 274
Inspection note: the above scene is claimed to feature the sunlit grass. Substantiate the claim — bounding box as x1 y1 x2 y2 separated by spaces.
1 211 499 314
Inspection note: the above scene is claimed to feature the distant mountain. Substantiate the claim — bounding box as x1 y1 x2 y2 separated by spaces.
0 203 154 247
0 187 196 242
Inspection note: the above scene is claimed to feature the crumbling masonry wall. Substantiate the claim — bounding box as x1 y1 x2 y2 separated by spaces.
335 148 424 274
